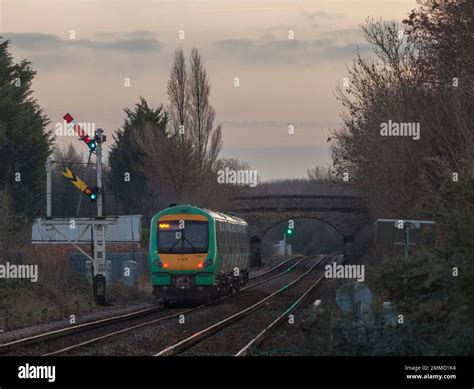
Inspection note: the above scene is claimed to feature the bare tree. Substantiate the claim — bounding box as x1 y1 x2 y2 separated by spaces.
131 48 225 208
331 5 473 218
154 48 223 204
167 48 223 171
307 165 334 181
167 48 189 137
330 19 432 217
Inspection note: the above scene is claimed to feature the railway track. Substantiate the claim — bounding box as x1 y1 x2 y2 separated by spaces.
0 305 165 354
155 254 335 356
248 255 301 280
236 255 337 356
0 255 302 356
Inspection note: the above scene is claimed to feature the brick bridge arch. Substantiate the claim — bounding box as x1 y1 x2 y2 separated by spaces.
231 195 370 265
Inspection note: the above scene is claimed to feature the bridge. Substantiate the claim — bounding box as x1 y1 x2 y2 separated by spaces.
231 194 370 265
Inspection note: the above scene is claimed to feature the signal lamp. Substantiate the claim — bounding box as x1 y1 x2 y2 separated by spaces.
163 263 169 268
86 138 97 151
84 187 99 202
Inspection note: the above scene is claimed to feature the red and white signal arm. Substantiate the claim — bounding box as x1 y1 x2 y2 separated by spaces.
63 113 97 150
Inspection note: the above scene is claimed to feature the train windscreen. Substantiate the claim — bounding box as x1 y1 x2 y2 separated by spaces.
157 220 209 254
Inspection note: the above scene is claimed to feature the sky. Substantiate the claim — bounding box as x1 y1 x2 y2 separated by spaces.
0 0 417 180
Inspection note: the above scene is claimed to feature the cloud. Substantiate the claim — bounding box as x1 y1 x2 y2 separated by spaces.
1 32 162 52
94 30 157 39
1 33 62 49
302 11 345 22
76 37 161 52
210 33 371 65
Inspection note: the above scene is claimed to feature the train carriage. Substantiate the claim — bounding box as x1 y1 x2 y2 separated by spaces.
149 204 250 305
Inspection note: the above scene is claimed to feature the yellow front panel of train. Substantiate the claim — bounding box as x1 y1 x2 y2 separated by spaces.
157 214 209 270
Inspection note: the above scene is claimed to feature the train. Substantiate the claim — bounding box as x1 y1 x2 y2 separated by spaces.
148 204 250 306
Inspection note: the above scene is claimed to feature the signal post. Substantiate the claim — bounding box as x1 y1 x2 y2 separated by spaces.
44 114 113 305
92 127 108 304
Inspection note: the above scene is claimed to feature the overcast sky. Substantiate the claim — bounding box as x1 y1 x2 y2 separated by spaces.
1 0 416 180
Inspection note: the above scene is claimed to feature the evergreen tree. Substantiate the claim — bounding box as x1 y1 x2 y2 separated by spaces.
108 97 167 217
0 38 53 218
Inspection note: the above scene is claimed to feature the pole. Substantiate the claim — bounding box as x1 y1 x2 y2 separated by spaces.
96 128 104 218
46 156 52 218
93 128 107 305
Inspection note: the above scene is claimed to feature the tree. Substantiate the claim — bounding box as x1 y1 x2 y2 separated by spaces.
330 1 473 218
0 189 29 255
307 165 334 181
108 97 167 218
404 0 473 199
188 48 223 170
0 38 53 218
213 157 254 207
132 48 223 207
328 1 474 355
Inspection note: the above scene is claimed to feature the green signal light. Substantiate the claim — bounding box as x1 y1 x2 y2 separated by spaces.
84 186 99 202
287 229 293 235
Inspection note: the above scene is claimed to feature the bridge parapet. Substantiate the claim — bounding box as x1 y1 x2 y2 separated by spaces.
232 195 367 214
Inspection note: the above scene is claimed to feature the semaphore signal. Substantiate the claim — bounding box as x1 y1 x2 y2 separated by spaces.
61 167 99 202
46 113 109 304
63 112 97 151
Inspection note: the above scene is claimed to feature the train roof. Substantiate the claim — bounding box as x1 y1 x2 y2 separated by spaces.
157 204 247 225
202 208 247 225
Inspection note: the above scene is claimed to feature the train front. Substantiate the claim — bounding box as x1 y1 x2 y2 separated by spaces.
149 206 216 305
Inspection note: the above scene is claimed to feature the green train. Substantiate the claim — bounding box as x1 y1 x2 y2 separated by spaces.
149 204 250 305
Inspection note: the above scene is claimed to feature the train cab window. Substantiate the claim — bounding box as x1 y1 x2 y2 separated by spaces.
158 220 208 253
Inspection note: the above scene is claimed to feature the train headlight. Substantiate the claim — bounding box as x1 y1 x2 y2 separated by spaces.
204 259 213 267
153 259 163 268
